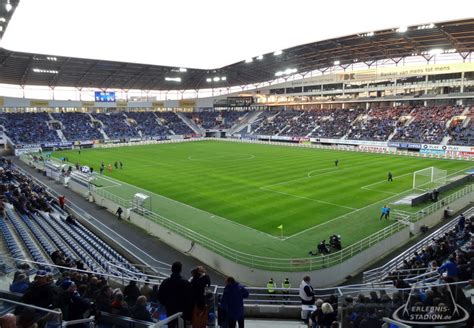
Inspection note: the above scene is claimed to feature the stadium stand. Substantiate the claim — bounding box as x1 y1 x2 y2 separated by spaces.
391 105 465 144
185 110 249 130
155 111 194 135
0 106 471 146
92 113 141 139
0 158 143 279
0 112 61 145
448 109 473 145
125 111 171 138
52 112 103 142
347 106 414 141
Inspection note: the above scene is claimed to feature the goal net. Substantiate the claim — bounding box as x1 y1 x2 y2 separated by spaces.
412 167 447 190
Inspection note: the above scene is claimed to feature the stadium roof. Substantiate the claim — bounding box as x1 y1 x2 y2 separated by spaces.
0 17 473 90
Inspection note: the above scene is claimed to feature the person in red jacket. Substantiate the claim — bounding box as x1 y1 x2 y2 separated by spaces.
58 195 65 209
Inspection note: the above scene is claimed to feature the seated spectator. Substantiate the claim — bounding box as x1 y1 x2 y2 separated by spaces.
10 273 30 294
131 295 153 322
111 292 131 317
140 280 152 301
21 270 60 309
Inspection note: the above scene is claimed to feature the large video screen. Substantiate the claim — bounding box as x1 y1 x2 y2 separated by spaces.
95 91 116 102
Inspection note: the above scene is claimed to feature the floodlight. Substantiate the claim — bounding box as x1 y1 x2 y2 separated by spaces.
5 0 12 12
367 31 374 37
221 76 227 81
333 60 340 65
206 78 212 82
0 17 6 23
428 48 443 56
245 58 253 63
165 77 181 82
257 55 263 60
179 67 187 72
397 26 408 33
428 23 435 29
213 77 220 82
275 68 297 77
0 26 3 32
33 68 58 74
273 50 283 56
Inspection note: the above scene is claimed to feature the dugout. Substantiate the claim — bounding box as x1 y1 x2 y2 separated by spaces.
205 131 226 138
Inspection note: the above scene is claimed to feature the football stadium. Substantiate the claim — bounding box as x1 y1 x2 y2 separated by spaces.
0 1 473 327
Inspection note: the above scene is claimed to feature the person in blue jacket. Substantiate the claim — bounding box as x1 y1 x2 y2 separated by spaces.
438 256 459 281
220 276 249 328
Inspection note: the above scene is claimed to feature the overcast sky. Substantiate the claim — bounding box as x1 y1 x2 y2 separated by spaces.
1 0 473 69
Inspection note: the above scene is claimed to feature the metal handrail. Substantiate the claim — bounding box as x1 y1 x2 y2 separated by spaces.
18 146 474 272
363 207 474 283
0 297 62 315
85 153 473 272
151 312 184 328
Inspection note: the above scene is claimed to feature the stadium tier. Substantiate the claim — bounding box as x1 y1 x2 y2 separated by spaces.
1 9 474 327
0 105 472 146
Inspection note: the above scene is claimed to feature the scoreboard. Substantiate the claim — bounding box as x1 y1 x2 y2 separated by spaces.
95 91 116 102
214 96 254 108
227 96 254 107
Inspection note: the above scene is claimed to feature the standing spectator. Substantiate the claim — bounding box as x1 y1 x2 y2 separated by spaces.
438 256 459 281
220 276 249 328
189 266 211 328
158 261 192 328
58 195 65 210
299 276 315 305
123 280 140 307
115 207 123 220
149 284 159 303
458 213 466 232
299 275 315 324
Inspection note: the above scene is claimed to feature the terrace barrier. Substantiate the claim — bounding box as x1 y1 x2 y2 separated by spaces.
118 184 472 271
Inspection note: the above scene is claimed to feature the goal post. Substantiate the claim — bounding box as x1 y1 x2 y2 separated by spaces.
413 167 447 190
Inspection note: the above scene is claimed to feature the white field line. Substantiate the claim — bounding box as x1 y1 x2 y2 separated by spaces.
261 161 378 189
360 172 414 190
283 166 471 240
260 187 357 210
360 187 398 195
96 174 283 241
187 154 256 161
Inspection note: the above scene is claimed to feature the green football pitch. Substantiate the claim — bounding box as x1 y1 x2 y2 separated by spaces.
53 140 473 258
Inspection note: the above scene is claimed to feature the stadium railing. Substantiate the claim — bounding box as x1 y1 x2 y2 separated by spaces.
19 150 473 272
134 205 407 271
10 165 172 277
363 207 474 283
94 182 472 271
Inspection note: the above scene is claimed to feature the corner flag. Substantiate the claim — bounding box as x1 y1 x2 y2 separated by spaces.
277 224 283 229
